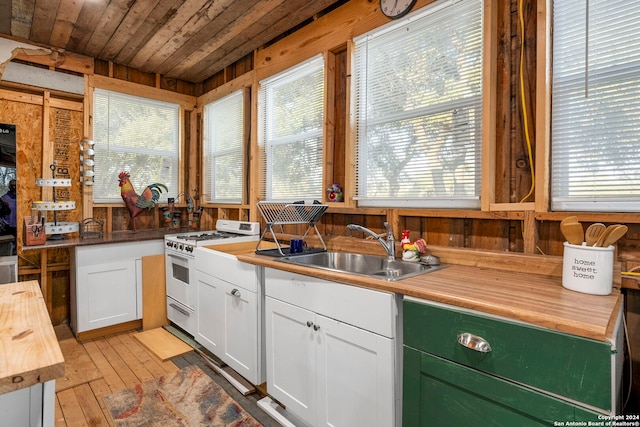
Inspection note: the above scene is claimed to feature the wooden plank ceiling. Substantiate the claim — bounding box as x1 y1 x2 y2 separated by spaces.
0 0 346 83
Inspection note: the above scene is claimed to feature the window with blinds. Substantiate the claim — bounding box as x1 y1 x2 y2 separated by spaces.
203 90 244 203
353 0 484 208
93 89 180 203
551 0 640 212
258 55 324 201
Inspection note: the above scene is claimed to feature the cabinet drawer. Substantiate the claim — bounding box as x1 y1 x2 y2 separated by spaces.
403 347 599 426
403 299 613 410
265 267 396 338
195 248 258 292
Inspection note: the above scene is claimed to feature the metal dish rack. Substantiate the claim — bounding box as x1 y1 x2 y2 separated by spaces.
256 201 328 256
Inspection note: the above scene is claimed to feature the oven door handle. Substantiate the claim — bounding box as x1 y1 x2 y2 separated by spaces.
167 253 189 262
169 302 190 317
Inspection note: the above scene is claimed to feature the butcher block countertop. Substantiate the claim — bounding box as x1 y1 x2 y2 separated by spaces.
0 280 65 394
21 228 171 250
237 247 623 343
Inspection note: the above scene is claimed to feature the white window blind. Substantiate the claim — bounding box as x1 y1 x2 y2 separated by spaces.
258 55 324 201
93 89 180 203
353 0 484 208
551 0 640 212
203 90 244 203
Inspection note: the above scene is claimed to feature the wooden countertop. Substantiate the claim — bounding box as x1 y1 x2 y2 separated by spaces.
237 250 622 343
21 228 172 250
0 280 65 394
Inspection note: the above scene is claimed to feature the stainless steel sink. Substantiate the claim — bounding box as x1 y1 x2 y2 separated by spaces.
277 251 445 281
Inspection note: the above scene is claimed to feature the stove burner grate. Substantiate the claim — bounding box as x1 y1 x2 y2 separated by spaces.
175 231 240 241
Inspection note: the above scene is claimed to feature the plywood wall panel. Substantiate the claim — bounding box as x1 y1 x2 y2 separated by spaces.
48 107 83 233
0 99 42 252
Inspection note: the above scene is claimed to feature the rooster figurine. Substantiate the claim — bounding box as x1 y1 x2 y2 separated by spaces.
118 171 168 231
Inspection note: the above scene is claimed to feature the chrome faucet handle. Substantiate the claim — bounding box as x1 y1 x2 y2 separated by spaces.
382 222 395 260
383 222 395 241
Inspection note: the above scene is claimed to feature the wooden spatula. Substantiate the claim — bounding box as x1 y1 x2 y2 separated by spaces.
585 223 606 246
560 217 584 245
560 216 579 227
594 224 617 247
600 224 628 247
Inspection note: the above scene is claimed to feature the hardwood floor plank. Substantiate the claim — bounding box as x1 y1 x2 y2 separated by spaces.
116 331 177 377
54 395 66 427
93 338 141 389
89 379 116 427
55 336 103 392
55 328 280 427
57 388 88 427
105 334 155 384
73 383 110 427
82 340 126 391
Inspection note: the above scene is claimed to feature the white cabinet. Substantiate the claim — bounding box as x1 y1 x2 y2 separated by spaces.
264 267 397 427
0 380 55 427
195 247 262 385
72 240 164 334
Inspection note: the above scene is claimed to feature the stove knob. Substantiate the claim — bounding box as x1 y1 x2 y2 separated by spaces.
187 246 193 253
179 244 184 251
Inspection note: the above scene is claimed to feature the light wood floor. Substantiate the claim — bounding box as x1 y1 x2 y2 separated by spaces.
52 325 279 427
54 326 182 427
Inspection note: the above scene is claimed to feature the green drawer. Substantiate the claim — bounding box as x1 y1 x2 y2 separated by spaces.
403 347 600 427
403 299 613 410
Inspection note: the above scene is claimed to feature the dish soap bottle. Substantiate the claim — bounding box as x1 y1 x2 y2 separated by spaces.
401 230 411 250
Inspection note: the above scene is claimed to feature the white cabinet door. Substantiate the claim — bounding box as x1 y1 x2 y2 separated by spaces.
222 282 258 383
197 269 260 384
265 296 316 425
73 240 164 334
196 270 224 355
77 259 136 332
264 268 398 426
316 314 395 427
0 382 47 427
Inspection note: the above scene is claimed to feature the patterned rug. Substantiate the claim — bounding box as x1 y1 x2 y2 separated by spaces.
103 365 263 426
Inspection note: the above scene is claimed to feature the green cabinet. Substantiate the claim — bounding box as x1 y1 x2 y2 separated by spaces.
403 298 621 426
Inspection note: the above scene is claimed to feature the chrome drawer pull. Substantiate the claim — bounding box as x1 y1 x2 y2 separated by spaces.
169 303 189 317
457 333 492 353
231 288 241 297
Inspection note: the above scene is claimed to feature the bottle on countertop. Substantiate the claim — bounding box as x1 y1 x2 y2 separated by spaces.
401 230 411 250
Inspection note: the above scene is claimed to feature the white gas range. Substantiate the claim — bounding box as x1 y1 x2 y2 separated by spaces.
165 219 260 336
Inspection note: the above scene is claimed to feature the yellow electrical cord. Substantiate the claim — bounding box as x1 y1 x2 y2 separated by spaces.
518 0 535 204
517 0 544 255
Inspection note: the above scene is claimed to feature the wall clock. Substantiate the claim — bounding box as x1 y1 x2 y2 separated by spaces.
380 0 418 19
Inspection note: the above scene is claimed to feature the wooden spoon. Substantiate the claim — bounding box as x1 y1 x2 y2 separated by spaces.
585 223 606 246
560 219 584 245
594 224 617 247
600 224 628 247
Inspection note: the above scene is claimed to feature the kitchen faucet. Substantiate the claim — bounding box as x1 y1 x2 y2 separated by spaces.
346 222 396 261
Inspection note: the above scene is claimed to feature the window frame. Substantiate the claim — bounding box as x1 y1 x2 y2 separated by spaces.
91 85 183 204
257 54 326 202
202 89 245 204
549 0 640 212
351 0 495 210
